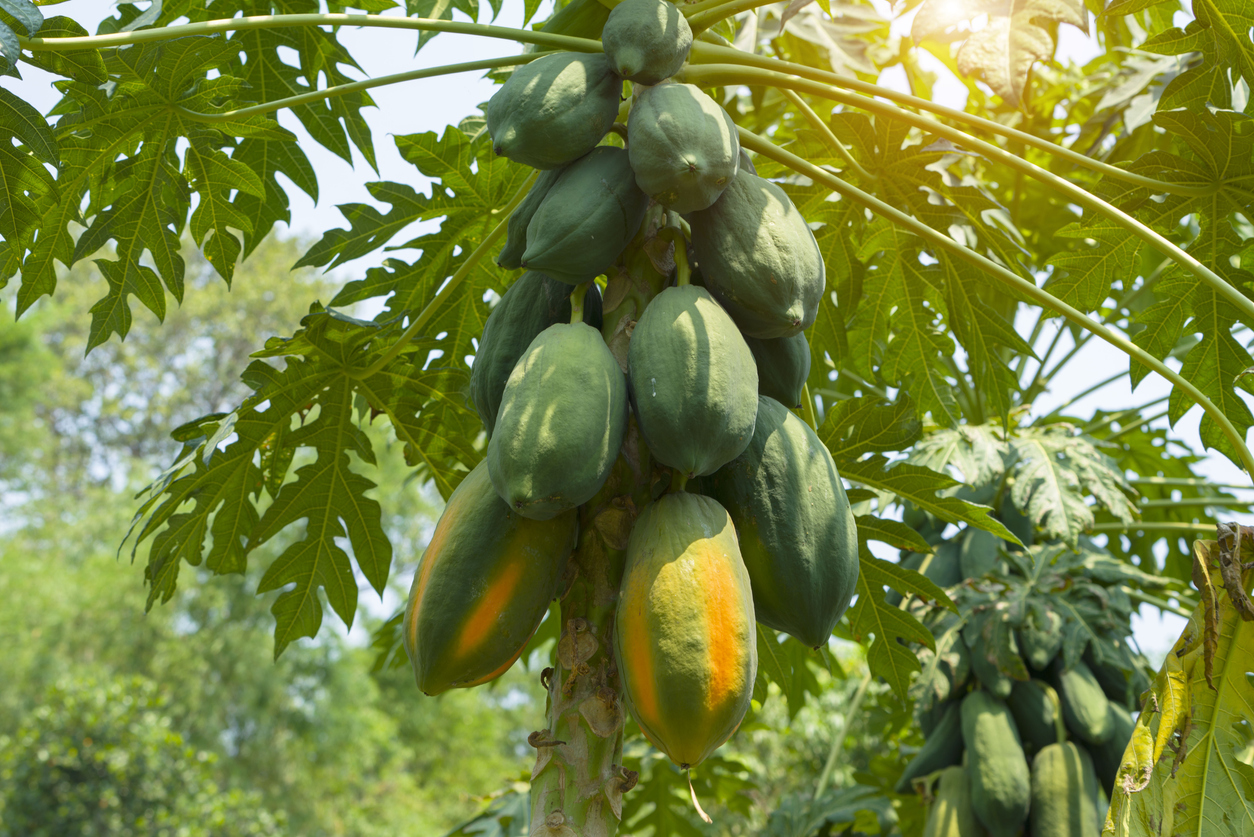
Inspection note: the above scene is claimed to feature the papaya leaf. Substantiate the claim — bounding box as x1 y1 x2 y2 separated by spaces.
1105 564 1254 834
755 626 825 718
819 395 921 460
442 787 531 837
857 514 934 553
765 784 897 837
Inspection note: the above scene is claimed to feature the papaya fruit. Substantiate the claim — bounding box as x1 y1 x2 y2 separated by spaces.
688 167 825 338
522 146 650 284
1006 678 1061 757
498 168 564 270
541 0 612 38
967 634 1014 699
487 322 628 520
894 701 964 794
403 461 578 695
627 82 739 213
1018 607 1063 672
1052 659 1115 745
1029 742 1101 837
958 527 1000 579
1084 643 1137 710
924 767 987 837
627 284 758 477
738 147 757 175
485 52 621 170
1088 701 1135 793
744 332 810 408
614 492 756 768
471 271 575 434
962 690 1031 837
699 396 858 648
601 0 691 85
918 696 955 737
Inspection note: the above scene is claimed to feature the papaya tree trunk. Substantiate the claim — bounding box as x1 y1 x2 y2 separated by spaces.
528 218 671 837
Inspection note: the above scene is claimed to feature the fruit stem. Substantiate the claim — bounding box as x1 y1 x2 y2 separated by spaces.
609 122 629 142
570 281 590 324
672 471 689 493
801 383 819 431
736 126 1254 481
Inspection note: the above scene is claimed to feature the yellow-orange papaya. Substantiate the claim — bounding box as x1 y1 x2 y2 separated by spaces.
403 461 578 695
613 492 756 768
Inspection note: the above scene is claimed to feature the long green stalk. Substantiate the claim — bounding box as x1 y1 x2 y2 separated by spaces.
813 671 872 800
1131 478 1254 489
778 87 874 181
179 54 549 124
1138 498 1252 509
18 13 604 53
1040 370 1129 420
1089 522 1216 533
684 64 1254 327
735 127 1254 478
685 44 1217 198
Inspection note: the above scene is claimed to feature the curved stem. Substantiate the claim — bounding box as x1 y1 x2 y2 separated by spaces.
1120 587 1195 619
687 0 776 32
570 281 590 324
802 382 819 431
1083 395 1169 434
1104 407 1170 441
777 87 875 182
179 54 550 124
813 670 872 800
735 126 1254 479
1089 521 1218 533
351 170 538 380
19 13 604 54
684 46 1217 199
685 64 1254 326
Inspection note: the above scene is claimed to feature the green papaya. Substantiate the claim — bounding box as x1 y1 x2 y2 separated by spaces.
1029 742 1101 837
924 767 987 837
699 396 858 648
485 52 621 170
1006 678 1061 757
958 527 1000 579
487 322 628 520
1089 701 1135 793
471 271 575 434
1053 660 1115 745
541 0 612 38
615 492 756 768
738 147 757 175
918 696 955 737
498 168 564 270
962 691 1031 837
522 146 650 284
967 634 1014 699
1019 608 1063 671
601 0 691 84
627 284 758 477
895 701 964 794
403 462 578 695
744 332 810 408
627 82 739 213
689 167 825 338
1084 643 1136 710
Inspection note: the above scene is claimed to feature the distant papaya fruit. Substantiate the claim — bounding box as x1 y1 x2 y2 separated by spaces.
601 0 691 85
403 462 578 695
614 492 756 768
485 52 620 170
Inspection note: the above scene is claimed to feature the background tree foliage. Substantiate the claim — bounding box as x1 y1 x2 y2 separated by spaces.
1 0 1251 832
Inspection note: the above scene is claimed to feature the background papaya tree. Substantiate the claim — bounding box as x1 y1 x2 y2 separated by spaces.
1 0 1252 833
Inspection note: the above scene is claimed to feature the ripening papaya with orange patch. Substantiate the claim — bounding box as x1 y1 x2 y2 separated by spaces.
403 461 578 695
613 492 756 768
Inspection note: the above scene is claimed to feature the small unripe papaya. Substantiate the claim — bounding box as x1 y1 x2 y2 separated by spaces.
962 690 1031 837
1052 659 1115 745
689 168 825 338
487 322 628 520
627 82 739 213
601 0 692 85
1029 742 1101 837
743 332 810 408
485 52 621 170
498 168 564 270
522 146 649 284
924 767 987 837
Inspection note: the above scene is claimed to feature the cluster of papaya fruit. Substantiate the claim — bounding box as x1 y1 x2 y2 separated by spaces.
897 525 1149 837
402 0 859 772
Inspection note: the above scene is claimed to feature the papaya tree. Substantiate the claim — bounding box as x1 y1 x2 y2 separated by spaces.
1 0 1252 834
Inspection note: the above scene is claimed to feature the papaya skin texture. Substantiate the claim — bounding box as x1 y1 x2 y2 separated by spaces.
627 83 739 214
614 492 757 768
601 0 692 84
1053 659 1115 745
522 146 650 284
498 168 563 270
1089 701 1135 792
688 167 825 338
1006 678 1062 757
962 690 1031 837
1029 742 1101 837
402 462 577 695
487 322 629 520
924 767 987 837
470 271 574 435
484 52 621 170
699 396 858 649
627 285 758 477
894 701 963 794
743 332 810 408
